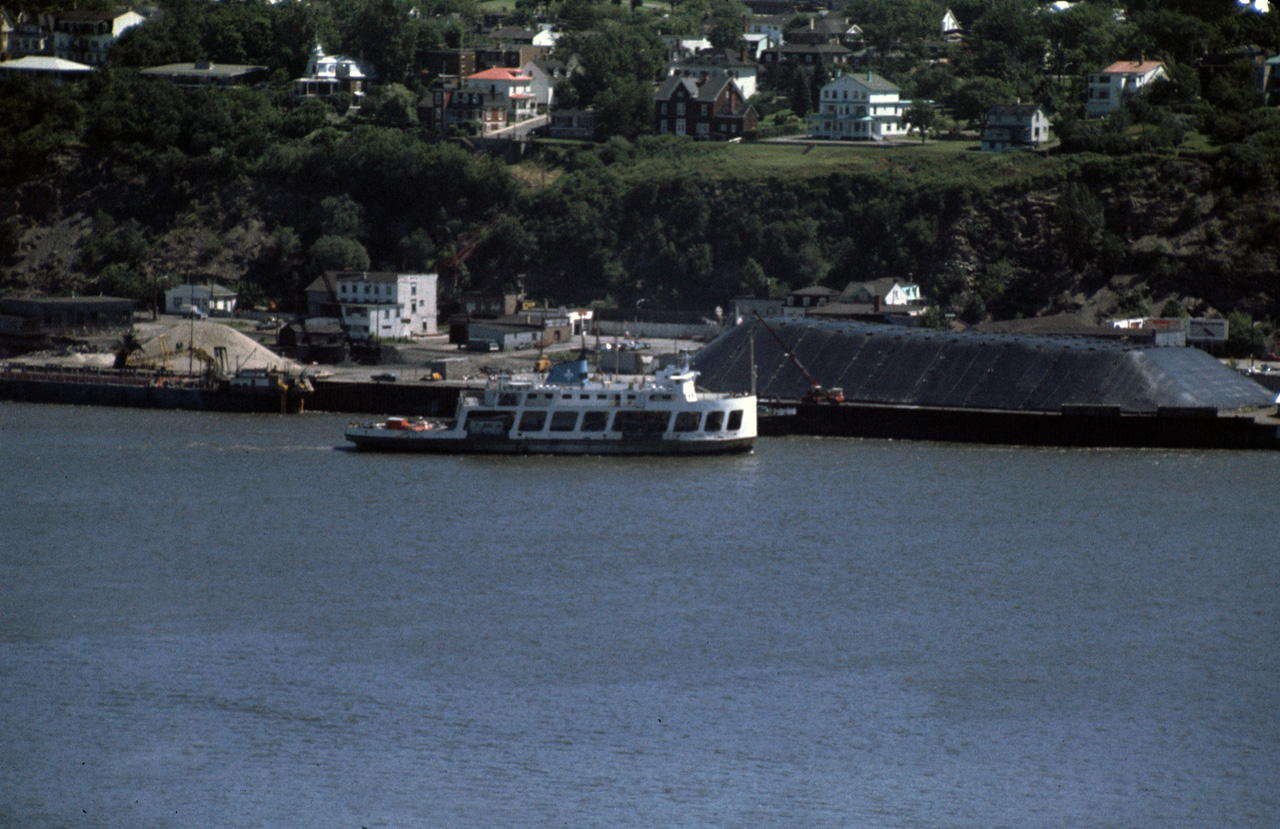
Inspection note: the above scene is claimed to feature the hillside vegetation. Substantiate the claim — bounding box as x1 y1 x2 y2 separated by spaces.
1 0 1278 340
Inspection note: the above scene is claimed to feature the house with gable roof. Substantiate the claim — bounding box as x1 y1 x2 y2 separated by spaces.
1086 60 1167 117
807 72 912 141
981 103 1051 151
841 278 922 307
654 75 758 139
786 15 863 50
521 57 574 110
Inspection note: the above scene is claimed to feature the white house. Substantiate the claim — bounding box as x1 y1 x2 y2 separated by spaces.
293 44 377 105
807 72 912 141
667 48 759 100
166 284 238 317
940 8 962 41
467 66 537 123
334 271 438 340
52 9 144 65
521 58 572 110
981 103 1051 151
1086 60 1168 117
840 278 923 307
748 15 789 49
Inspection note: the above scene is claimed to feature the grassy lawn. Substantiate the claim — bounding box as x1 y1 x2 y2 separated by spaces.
617 138 1063 191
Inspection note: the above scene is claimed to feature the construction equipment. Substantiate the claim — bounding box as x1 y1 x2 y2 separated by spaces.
752 311 844 404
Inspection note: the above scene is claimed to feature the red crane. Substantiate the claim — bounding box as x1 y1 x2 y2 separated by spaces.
752 311 844 404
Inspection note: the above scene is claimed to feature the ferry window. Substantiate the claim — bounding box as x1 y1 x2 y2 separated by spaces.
581 411 609 432
612 410 671 434
726 410 744 431
518 411 546 431
705 411 724 432
596 394 607 400
549 411 578 432
673 411 701 432
464 411 514 436
498 393 520 407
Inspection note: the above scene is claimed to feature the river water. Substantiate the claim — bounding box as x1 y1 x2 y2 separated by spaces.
2 403 1277 827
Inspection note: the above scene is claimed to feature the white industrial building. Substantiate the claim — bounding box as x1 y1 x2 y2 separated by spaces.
333 271 438 340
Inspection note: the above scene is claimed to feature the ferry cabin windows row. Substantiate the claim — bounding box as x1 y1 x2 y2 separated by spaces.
497 391 678 407
465 408 744 435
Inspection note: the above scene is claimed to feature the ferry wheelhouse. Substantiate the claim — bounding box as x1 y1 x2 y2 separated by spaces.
344 357 756 455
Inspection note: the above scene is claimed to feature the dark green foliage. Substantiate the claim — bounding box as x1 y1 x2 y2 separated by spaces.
310 235 370 272
1224 310 1268 358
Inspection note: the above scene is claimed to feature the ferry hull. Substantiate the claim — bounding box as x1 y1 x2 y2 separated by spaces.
345 431 754 455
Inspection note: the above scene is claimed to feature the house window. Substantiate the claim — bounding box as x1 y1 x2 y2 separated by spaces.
676 102 685 115
660 102 667 114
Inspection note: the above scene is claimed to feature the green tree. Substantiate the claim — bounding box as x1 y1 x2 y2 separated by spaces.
310 235 370 272
949 76 1013 132
374 83 420 126
843 0 942 52
789 69 812 118
904 102 937 143
320 195 365 240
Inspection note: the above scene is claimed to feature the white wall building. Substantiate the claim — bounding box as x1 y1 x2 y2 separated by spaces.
53 9 144 65
807 72 912 141
1086 60 1168 117
165 284 238 317
335 271 438 340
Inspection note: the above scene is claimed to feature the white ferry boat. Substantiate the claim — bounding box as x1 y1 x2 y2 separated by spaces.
344 356 756 455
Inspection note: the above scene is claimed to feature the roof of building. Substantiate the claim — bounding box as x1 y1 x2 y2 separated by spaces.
0 55 92 73
1100 60 1164 75
841 278 912 298
835 72 899 93
468 66 531 82
987 102 1045 118
141 62 267 79
330 271 435 283
771 42 852 55
671 47 756 69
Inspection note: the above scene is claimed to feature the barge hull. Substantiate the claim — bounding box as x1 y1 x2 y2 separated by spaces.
0 376 306 413
773 401 1280 450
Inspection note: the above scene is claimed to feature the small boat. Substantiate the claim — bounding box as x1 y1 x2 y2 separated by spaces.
344 356 756 455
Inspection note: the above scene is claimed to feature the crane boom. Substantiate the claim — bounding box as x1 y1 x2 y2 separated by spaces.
751 311 844 403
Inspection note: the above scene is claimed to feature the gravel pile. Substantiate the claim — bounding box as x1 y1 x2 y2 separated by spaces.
133 320 304 375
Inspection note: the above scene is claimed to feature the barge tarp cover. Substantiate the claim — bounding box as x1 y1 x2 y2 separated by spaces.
692 319 1276 413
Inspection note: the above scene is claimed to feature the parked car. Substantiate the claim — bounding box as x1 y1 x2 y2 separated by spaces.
371 372 398 382
180 306 207 319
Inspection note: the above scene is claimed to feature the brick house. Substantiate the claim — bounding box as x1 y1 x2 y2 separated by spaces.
654 76 758 139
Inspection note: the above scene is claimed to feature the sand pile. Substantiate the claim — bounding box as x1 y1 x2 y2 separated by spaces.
132 321 304 376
